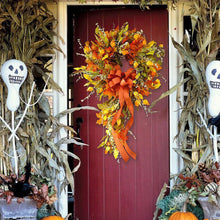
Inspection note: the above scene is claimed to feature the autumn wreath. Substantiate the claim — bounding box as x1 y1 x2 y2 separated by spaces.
75 23 165 162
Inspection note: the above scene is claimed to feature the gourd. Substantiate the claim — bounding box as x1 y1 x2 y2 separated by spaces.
169 211 198 220
169 202 198 220
41 216 65 220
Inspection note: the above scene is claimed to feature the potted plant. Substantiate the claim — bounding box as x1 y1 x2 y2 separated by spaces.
156 160 220 220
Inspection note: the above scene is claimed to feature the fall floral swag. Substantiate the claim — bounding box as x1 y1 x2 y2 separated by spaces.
75 23 164 162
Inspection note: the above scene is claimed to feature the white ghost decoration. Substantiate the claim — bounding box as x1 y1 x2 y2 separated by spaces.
206 60 220 117
1 59 27 111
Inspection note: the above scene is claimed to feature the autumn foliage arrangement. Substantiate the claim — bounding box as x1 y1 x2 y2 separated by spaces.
75 23 164 161
156 161 220 220
0 168 57 208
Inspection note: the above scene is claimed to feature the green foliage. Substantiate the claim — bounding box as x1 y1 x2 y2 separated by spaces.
187 203 204 220
37 204 60 220
156 189 204 220
157 189 188 219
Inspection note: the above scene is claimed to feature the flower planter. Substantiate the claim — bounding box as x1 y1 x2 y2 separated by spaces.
197 196 220 219
0 197 37 220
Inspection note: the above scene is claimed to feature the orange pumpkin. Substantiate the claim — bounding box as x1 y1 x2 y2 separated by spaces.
41 216 65 220
169 211 198 220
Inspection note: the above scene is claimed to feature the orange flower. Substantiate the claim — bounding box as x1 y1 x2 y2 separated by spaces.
143 99 150 105
87 87 93 92
135 100 141 107
110 40 116 47
133 61 138 69
122 50 129 55
155 63 162 71
84 46 90 53
92 52 98 60
91 44 98 51
99 49 105 55
134 34 140 40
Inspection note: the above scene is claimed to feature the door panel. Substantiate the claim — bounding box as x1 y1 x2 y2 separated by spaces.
70 6 169 220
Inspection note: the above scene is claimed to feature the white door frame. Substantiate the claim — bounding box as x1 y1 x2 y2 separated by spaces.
49 0 186 216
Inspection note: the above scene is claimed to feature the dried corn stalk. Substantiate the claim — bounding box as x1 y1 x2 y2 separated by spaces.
0 0 92 193
151 0 220 174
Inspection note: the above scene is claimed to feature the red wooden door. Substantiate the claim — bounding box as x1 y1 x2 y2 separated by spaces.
70 5 169 220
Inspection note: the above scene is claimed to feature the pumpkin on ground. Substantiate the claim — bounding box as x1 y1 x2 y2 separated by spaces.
169 211 198 220
41 216 65 220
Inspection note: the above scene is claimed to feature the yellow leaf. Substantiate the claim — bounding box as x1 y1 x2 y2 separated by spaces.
102 54 109 60
99 49 105 55
98 88 103 93
110 40 116 47
134 34 140 40
154 84 161 89
113 149 119 159
138 94 143 99
74 66 86 71
147 60 153 66
98 142 105 148
83 74 91 81
133 61 139 69
87 87 93 92
135 73 140 79
143 99 150 105
133 91 139 98
117 118 121 126
152 79 161 89
105 146 110 153
103 109 109 115
111 106 115 111
148 40 155 47
146 51 155 56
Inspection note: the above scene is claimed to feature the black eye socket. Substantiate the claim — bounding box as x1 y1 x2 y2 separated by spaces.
212 68 217 75
19 65 23 71
8 65 13 71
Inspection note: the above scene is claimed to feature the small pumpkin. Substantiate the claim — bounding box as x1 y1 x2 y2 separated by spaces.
169 211 198 220
41 216 65 220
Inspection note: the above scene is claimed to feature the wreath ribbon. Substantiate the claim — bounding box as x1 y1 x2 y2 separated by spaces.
109 65 137 161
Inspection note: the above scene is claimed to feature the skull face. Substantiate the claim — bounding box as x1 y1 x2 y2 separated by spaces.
1 59 27 111
206 60 220 117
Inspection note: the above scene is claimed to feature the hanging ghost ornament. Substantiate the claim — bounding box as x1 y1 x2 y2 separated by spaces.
1 59 27 112
206 60 220 117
